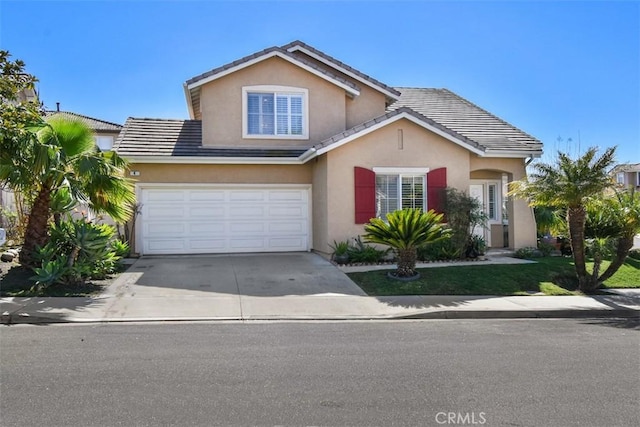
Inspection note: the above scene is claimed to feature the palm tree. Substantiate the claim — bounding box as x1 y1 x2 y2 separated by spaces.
510 147 616 292
0 117 136 266
364 209 450 278
586 189 640 284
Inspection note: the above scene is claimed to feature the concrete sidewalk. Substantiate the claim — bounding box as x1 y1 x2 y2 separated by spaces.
1 254 639 324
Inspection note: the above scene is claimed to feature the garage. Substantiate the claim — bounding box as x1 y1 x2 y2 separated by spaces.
138 185 311 255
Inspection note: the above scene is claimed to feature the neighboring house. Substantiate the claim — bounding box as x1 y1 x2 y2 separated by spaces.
611 163 640 190
0 109 122 227
45 108 123 151
114 40 543 256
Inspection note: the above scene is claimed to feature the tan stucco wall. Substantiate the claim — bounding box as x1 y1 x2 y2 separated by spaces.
317 118 471 254
469 156 537 249
129 163 312 184
199 57 347 148
311 156 329 253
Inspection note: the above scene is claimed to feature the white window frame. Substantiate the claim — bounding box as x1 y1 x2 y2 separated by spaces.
616 172 625 185
373 167 429 218
242 85 309 140
95 135 114 151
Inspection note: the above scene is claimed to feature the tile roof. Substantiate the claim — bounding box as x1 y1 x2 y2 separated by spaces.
114 118 305 158
388 88 543 154
313 106 484 154
282 40 401 99
45 111 122 132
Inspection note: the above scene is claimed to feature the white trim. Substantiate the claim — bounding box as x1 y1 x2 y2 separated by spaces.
135 183 313 255
242 86 309 140
183 83 195 120
286 45 400 100
483 150 542 158
373 167 429 174
186 50 360 97
315 112 487 157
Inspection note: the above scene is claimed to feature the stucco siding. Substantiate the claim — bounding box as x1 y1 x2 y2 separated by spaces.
129 163 312 184
322 118 471 249
311 156 329 254
199 57 347 148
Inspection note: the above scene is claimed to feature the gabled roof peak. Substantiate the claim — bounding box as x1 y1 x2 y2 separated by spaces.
282 40 401 100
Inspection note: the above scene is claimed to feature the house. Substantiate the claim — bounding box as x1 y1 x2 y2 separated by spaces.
611 163 640 190
114 40 543 256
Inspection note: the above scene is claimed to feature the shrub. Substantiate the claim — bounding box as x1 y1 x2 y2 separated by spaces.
537 241 555 257
514 247 542 259
330 240 350 264
111 239 131 258
465 235 487 258
444 188 487 259
417 238 460 261
30 218 123 288
629 249 640 260
347 236 389 264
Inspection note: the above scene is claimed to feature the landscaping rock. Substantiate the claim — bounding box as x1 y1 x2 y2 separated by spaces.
6 249 19 257
1 252 15 262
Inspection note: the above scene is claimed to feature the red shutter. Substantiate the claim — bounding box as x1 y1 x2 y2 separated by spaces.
354 167 376 224
427 167 447 215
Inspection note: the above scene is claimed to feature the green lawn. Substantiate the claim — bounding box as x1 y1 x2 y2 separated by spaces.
347 256 640 296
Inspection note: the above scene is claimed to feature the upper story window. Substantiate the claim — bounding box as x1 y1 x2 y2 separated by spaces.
616 172 625 184
242 86 309 139
95 136 114 151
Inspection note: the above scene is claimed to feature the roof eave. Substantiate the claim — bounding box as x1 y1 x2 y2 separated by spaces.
481 150 543 159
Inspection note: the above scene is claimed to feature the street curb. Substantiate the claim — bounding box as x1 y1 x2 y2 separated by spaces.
2 309 638 325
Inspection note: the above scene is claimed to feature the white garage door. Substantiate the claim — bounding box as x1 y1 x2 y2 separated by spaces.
139 185 310 255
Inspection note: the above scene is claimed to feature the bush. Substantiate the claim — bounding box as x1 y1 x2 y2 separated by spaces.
629 249 640 260
537 241 555 257
30 218 123 288
347 236 389 263
514 247 543 259
417 238 460 261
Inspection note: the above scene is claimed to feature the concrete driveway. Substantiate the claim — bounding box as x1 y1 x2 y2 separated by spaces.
118 252 365 297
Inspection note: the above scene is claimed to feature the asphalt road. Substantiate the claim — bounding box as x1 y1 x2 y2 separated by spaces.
1 319 638 427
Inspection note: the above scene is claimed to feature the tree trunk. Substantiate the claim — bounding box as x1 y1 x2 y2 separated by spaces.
567 206 596 292
598 236 634 284
19 187 52 267
396 248 417 277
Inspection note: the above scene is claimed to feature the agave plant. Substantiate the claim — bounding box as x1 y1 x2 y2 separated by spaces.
364 209 450 278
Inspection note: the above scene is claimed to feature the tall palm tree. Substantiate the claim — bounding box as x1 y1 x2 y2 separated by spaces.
510 147 616 292
0 117 135 266
364 209 450 278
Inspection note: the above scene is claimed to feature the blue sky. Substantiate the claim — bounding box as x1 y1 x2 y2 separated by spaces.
1 0 638 163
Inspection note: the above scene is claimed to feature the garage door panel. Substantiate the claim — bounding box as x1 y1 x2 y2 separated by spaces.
189 206 224 218
147 206 185 219
269 237 307 248
189 190 225 202
269 190 306 201
146 190 185 202
189 223 225 234
189 239 227 250
146 222 185 236
229 222 265 233
140 186 310 255
269 222 306 233
229 191 265 202
147 239 186 252
229 206 266 217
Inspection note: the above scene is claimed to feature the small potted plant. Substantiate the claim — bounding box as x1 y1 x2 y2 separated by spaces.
330 240 350 265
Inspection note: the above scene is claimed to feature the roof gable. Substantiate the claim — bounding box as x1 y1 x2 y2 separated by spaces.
282 40 400 101
184 46 360 119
